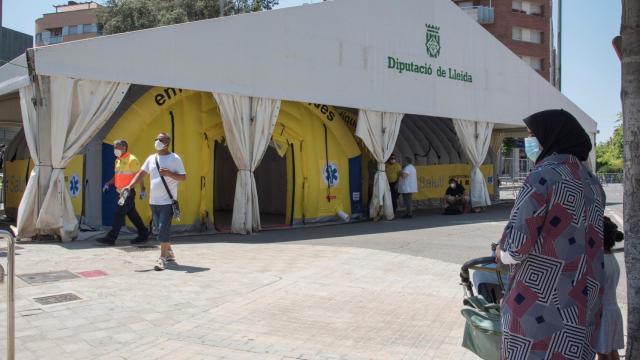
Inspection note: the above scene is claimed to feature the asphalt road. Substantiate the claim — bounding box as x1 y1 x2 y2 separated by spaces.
140 184 626 266
156 204 510 265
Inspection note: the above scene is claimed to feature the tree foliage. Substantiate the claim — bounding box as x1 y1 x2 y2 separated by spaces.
99 0 279 35
596 113 624 173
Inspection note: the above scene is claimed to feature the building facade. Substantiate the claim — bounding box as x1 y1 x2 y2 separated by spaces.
0 27 33 63
453 0 554 84
35 1 101 47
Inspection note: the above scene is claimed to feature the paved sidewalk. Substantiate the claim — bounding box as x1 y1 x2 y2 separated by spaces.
0 239 479 359
0 192 627 359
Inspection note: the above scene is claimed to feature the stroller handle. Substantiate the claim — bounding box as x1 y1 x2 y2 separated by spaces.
460 256 497 296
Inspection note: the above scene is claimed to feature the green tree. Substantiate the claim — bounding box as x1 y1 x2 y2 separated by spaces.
100 0 279 35
234 0 278 13
596 114 624 173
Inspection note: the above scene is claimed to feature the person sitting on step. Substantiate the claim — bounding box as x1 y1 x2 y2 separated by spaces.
443 178 469 215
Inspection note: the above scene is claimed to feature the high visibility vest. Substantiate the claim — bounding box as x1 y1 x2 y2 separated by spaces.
385 162 402 183
114 153 140 190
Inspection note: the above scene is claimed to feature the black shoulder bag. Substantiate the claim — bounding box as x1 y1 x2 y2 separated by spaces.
155 155 181 221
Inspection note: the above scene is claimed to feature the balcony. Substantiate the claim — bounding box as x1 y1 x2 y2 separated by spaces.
48 36 64 45
460 6 495 25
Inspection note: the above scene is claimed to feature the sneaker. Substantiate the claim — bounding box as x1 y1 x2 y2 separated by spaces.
165 250 176 262
402 214 413 219
154 257 167 271
96 237 116 246
131 230 150 244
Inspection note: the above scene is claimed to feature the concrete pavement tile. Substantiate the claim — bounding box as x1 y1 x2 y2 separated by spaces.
128 320 155 331
24 338 58 351
60 340 92 353
3 213 624 360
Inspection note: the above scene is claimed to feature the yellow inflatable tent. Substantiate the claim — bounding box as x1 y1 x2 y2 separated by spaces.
104 87 363 231
2 86 497 233
3 130 85 221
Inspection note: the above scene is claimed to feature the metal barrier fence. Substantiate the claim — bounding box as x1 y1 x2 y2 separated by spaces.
598 173 623 185
0 174 4 206
0 229 16 359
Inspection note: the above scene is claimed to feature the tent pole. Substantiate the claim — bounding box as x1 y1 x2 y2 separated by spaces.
26 50 53 231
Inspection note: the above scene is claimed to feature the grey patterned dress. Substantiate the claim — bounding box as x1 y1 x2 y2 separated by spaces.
499 154 605 360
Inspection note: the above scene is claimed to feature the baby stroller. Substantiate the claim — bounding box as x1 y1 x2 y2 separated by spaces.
459 244 508 360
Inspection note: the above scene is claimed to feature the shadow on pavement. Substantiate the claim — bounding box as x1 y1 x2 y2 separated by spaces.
165 263 210 273
22 202 515 252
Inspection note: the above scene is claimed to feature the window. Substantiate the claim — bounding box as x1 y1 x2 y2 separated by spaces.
68 25 78 35
50 27 63 36
512 0 523 12
512 1 543 16
82 24 95 33
512 27 542 44
35 33 42 43
520 56 543 71
512 27 522 40
49 36 63 45
527 3 542 15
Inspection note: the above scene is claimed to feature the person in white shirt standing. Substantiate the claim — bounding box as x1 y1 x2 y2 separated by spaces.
397 156 418 219
125 133 186 271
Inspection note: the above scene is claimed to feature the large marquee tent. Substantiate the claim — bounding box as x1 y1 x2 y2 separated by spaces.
0 0 597 240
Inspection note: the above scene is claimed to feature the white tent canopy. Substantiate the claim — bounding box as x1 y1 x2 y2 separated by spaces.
0 54 28 97
0 55 29 128
0 0 600 237
21 0 595 133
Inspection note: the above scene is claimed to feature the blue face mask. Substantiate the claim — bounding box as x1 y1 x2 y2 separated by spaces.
524 137 541 162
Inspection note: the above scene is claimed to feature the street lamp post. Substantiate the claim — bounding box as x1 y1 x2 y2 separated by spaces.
558 0 562 91
2 230 16 360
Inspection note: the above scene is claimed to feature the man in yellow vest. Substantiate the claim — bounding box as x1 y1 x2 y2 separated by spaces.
385 154 402 216
97 140 149 246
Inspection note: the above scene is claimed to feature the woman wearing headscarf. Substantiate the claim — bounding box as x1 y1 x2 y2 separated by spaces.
496 109 605 360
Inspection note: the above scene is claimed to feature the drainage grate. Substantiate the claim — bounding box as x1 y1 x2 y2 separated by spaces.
33 293 82 306
18 270 80 285
118 245 158 252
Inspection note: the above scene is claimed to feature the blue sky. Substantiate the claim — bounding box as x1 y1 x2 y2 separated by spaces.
2 0 622 142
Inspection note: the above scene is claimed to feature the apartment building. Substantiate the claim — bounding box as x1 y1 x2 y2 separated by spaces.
453 0 555 84
35 1 102 46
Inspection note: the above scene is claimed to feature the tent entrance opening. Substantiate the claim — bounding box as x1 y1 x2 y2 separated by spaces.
214 141 288 231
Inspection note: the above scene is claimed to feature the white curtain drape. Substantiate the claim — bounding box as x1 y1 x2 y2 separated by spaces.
587 133 597 172
17 76 129 240
489 130 506 155
453 119 494 208
588 150 596 173
213 93 281 234
355 110 403 221
488 130 505 201
16 85 40 238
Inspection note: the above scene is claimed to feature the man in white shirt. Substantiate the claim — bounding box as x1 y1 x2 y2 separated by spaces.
397 156 417 219
125 133 186 271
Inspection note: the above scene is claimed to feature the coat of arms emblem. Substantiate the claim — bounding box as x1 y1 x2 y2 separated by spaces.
425 24 441 58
